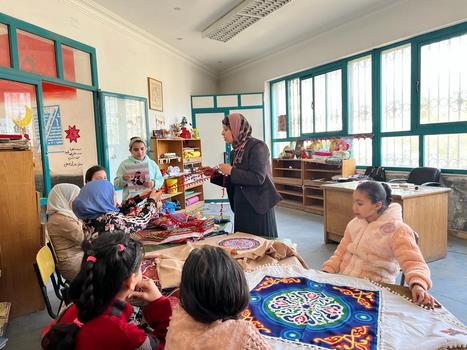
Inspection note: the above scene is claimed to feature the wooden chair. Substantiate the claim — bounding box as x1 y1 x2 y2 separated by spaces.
399 231 420 286
33 244 70 318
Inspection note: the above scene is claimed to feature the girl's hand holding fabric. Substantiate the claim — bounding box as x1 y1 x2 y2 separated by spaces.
149 190 162 202
411 284 439 309
129 276 162 302
144 180 154 189
218 163 232 175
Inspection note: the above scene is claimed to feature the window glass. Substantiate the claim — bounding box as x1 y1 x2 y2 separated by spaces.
0 23 10 67
271 81 286 139
381 136 418 167
349 56 372 134
41 82 98 187
17 30 56 77
381 44 411 132
420 34 467 124
62 45 92 85
301 77 313 133
287 78 300 137
0 79 45 195
424 133 467 169
314 70 342 132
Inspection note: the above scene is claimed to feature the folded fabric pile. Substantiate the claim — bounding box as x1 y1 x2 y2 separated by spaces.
131 212 215 245
182 150 201 158
143 232 307 289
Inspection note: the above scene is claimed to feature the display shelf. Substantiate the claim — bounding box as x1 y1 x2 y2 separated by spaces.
272 158 356 216
151 138 204 211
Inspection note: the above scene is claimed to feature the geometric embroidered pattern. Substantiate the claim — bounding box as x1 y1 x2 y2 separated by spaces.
218 237 261 251
243 276 380 349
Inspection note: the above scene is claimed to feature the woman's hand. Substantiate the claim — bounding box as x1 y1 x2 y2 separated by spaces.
144 180 155 188
149 190 162 202
129 277 162 303
218 163 232 175
411 284 439 308
123 175 131 181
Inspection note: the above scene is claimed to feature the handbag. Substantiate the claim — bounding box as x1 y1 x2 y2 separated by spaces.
364 166 386 182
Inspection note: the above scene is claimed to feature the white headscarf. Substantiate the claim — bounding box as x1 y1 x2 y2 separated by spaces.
47 183 81 220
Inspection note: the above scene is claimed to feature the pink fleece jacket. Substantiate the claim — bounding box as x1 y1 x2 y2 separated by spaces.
322 203 432 290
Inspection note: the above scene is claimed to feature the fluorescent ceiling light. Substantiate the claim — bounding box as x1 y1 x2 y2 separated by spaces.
202 0 293 42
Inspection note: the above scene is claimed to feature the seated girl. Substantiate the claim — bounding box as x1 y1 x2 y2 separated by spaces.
72 179 160 238
322 181 436 308
47 183 84 281
42 232 172 350
165 246 271 350
85 165 107 183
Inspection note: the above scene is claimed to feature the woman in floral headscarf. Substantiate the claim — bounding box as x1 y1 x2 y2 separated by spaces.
206 113 281 238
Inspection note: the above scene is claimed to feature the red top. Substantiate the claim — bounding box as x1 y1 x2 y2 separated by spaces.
44 296 172 350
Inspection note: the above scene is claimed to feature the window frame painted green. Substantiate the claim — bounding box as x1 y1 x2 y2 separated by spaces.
0 12 102 202
269 21 467 174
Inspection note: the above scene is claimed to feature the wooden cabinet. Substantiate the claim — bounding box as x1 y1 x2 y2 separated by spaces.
323 182 451 262
150 138 205 211
0 151 44 317
272 158 356 215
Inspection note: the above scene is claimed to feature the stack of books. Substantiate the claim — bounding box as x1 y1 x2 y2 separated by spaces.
0 134 30 150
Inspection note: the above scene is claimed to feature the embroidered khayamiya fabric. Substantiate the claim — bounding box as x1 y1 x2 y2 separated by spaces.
244 275 379 349
244 265 467 350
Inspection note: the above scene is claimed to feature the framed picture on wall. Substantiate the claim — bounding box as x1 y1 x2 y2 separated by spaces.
148 77 163 111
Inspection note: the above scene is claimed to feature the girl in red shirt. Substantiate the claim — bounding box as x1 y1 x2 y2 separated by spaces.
42 231 171 350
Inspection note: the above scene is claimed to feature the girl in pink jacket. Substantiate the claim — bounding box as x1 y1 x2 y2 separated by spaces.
322 181 437 308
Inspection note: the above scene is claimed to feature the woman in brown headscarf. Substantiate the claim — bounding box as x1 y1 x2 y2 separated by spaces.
207 113 281 238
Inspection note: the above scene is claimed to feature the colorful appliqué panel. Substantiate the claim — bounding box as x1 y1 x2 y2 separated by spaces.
243 275 379 350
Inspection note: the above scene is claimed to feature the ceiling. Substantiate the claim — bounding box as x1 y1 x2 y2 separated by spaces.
90 0 400 74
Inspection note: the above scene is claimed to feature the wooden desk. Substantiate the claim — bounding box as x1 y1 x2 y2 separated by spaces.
323 182 451 262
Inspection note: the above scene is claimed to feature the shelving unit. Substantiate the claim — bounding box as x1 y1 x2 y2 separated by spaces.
151 138 205 211
272 158 356 215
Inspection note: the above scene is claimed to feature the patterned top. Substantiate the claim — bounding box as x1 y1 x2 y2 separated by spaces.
83 198 158 239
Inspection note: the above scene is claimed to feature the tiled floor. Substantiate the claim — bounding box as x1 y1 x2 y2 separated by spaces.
5 205 467 349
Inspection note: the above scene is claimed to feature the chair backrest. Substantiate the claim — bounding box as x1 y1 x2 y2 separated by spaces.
35 245 56 286
407 167 441 185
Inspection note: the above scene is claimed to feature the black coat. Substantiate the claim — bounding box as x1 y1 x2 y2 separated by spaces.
212 138 281 215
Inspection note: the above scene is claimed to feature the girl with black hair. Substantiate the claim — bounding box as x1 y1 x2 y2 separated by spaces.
165 246 271 350
42 231 172 350
322 180 437 308
84 165 107 183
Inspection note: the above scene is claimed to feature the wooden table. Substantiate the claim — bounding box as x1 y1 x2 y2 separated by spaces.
322 182 451 262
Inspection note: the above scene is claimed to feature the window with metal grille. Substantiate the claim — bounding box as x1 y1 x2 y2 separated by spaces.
351 137 372 166
349 56 372 134
271 81 286 139
288 78 300 137
381 136 419 167
424 133 467 169
420 33 467 124
381 44 411 132
301 77 313 133
315 69 342 132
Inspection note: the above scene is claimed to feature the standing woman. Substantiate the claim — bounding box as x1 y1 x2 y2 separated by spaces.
208 113 281 238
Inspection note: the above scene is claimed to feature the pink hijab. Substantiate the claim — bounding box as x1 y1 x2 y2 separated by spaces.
227 113 252 164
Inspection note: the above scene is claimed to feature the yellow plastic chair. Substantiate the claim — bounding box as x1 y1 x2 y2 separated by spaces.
33 244 70 318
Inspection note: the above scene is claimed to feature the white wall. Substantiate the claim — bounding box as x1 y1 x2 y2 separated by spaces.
218 0 467 93
0 0 217 128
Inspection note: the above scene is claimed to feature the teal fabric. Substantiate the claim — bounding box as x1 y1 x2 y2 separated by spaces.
114 155 164 200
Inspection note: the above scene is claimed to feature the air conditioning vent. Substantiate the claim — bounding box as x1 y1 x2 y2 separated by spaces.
202 0 293 42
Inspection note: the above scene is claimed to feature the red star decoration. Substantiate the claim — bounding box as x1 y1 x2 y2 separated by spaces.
65 125 80 143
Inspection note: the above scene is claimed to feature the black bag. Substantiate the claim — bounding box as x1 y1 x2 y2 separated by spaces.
364 166 386 182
